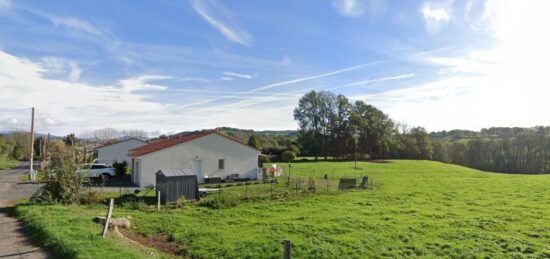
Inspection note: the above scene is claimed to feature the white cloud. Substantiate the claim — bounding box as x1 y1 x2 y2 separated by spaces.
221 76 233 81
50 16 104 36
332 0 365 17
332 0 387 18
0 51 302 135
191 0 252 46
39 57 82 82
353 1 550 131
44 118 56 125
222 71 253 80
252 60 385 91
0 51 169 134
421 6 450 22
420 2 451 33
68 62 81 81
119 75 171 92
326 73 415 91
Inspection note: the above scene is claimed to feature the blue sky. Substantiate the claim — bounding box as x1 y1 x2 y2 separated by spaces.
0 0 549 136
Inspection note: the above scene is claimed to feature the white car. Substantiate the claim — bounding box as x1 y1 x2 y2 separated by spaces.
79 163 116 181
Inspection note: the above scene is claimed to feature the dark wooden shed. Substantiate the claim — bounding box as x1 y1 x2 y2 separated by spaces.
156 169 200 204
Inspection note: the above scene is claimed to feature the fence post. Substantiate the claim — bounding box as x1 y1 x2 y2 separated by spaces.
284 240 291 259
102 199 114 237
157 191 161 212
361 176 368 189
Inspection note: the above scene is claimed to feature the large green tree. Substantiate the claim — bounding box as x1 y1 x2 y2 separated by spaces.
247 135 262 150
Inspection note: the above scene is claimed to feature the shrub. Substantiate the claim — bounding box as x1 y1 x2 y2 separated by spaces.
121 199 152 211
258 155 270 167
282 150 297 162
33 143 86 204
79 191 107 205
199 193 242 209
120 193 138 201
112 161 128 177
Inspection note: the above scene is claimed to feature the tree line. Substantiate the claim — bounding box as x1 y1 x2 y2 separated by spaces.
293 90 550 174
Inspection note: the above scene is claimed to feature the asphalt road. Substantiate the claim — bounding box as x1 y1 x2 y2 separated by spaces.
0 163 53 259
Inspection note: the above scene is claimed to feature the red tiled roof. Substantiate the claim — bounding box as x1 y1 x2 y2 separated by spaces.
129 131 259 157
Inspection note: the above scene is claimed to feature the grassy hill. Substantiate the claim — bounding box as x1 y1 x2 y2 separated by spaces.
16 160 550 258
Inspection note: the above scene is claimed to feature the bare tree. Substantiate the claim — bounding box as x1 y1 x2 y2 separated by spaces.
79 128 148 144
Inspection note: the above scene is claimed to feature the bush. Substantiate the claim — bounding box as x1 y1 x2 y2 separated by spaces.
112 161 128 177
258 155 270 167
79 191 107 205
33 144 85 204
282 150 297 162
199 193 242 209
121 199 152 211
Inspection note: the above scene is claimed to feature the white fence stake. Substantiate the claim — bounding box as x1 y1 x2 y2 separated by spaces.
157 190 161 212
102 199 114 237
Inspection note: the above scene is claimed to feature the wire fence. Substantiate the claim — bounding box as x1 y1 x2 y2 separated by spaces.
198 169 374 207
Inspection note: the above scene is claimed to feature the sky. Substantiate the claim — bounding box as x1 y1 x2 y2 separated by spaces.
0 0 549 136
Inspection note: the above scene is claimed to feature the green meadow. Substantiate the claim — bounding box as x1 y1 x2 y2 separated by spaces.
15 160 550 258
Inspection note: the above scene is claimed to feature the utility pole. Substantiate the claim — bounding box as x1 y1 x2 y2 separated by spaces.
29 107 35 180
41 133 49 171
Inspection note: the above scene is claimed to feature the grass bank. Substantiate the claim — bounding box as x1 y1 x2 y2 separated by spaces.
0 157 16 170
16 160 550 258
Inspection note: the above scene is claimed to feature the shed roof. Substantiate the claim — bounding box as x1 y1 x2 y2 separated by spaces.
129 130 259 157
156 169 196 177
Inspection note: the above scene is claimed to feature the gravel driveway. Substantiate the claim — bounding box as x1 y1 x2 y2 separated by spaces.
0 163 53 259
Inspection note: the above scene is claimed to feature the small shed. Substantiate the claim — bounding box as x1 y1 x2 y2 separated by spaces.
156 169 200 203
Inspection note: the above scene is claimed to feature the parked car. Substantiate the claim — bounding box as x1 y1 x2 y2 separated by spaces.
79 163 115 181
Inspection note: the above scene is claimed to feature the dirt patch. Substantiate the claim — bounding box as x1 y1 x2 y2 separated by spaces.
119 228 187 257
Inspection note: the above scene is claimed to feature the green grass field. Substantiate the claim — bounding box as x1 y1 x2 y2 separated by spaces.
15 160 550 258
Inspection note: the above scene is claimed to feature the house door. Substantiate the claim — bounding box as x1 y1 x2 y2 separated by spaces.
193 160 202 180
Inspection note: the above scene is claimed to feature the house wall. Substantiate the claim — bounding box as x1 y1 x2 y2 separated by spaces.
133 134 260 188
97 139 146 165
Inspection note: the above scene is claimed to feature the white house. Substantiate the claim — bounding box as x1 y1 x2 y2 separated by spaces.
129 131 261 188
96 138 147 165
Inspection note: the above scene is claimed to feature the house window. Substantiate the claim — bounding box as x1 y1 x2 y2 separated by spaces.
218 159 225 170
